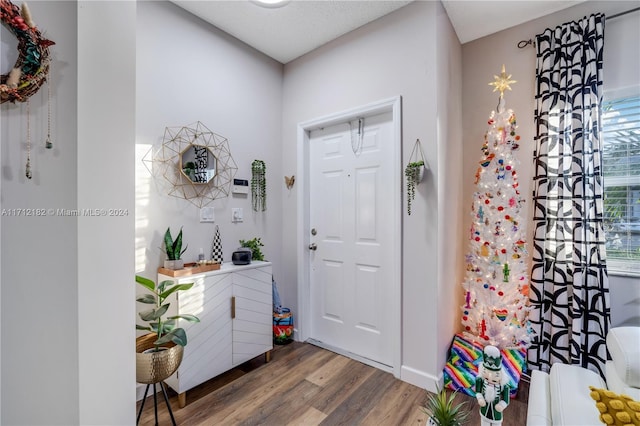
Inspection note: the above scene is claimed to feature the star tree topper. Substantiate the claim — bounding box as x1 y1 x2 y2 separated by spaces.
489 64 517 98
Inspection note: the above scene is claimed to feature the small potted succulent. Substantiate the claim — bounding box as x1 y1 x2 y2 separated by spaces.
163 227 187 270
422 386 470 426
135 275 200 384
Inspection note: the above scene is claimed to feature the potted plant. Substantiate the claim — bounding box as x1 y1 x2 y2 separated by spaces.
163 227 187 270
405 160 425 215
239 237 264 261
422 386 470 426
182 161 196 181
251 159 266 212
135 275 200 385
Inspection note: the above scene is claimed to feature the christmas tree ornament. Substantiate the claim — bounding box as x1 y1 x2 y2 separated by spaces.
488 64 517 97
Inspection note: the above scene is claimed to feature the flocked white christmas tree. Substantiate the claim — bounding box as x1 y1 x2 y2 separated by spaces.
460 66 533 349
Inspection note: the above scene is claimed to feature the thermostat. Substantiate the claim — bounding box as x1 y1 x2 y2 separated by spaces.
232 178 249 194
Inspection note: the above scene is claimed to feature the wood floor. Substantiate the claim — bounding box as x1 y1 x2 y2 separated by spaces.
137 341 529 425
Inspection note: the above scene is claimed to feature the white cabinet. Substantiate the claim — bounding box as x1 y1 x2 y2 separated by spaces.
159 262 272 406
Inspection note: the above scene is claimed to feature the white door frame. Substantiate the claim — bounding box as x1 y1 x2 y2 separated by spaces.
296 96 402 378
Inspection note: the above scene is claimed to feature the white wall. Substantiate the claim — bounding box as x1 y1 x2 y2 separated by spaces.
283 1 461 391
1 2 80 424
135 2 284 286
435 1 464 383
77 2 136 424
461 1 640 329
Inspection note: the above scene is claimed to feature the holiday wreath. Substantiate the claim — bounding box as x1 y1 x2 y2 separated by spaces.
0 0 54 104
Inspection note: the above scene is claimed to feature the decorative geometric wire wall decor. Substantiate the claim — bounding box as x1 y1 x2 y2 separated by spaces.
143 121 238 208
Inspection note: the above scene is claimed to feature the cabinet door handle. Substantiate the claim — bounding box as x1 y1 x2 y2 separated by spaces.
231 296 236 319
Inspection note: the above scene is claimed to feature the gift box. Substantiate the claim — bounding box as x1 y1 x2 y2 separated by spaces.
273 308 293 345
443 333 526 397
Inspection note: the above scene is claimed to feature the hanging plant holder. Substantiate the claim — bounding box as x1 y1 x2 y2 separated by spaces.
405 139 426 215
251 159 266 212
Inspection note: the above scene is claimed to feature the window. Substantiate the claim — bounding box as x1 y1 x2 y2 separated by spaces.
602 95 640 275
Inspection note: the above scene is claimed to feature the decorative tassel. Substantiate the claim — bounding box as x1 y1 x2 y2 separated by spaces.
21 2 36 28
45 64 52 149
7 68 21 88
26 101 32 179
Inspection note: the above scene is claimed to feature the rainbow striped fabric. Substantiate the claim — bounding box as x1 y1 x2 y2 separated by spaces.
443 333 526 397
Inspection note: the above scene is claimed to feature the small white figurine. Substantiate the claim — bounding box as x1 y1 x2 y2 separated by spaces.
475 345 510 426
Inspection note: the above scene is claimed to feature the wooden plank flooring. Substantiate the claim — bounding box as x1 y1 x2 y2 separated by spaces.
137 342 529 425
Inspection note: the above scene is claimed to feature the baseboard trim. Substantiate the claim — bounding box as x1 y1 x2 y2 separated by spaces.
400 365 440 393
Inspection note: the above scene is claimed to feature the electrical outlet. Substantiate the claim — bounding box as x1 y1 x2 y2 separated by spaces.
232 208 243 223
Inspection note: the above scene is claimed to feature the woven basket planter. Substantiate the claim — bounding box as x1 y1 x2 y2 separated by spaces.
136 333 183 384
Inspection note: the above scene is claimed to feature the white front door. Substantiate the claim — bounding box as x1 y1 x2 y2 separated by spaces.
308 111 395 368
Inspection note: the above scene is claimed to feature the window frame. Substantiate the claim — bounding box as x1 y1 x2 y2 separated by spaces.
602 87 640 277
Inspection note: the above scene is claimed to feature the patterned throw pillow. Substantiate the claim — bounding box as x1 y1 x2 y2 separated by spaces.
589 386 640 425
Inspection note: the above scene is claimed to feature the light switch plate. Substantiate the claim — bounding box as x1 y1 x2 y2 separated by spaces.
200 207 215 223
232 208 243 223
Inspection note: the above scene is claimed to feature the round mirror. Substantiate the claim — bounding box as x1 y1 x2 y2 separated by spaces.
180 144 216 184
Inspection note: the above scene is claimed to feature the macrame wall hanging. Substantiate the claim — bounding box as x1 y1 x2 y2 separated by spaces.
1 0 55 179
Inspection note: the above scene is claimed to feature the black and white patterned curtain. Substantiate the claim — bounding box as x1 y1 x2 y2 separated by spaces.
528 13 611 378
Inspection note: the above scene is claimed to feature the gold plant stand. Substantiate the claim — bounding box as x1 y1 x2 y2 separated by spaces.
136 334 184 426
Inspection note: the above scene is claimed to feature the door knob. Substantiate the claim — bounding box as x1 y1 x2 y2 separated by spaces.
308 243 317 251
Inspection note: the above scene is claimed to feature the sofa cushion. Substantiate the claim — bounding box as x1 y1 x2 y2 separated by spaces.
588 386 640 425
607 327 640 389
607 361 640 401
549 363 606 426
527 369 552 426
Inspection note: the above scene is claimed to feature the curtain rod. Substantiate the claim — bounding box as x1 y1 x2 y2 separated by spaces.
517 7 640 49
608 6 640 20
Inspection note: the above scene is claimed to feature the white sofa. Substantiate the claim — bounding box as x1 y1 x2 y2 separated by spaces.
526 326 640 426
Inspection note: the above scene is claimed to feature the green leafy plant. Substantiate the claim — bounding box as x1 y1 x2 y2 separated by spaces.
164 227 187 260
136 275 200 350
251 159 266 212
405 160 424 215
422 387 470 426
239 237 264 261
182 161 196 180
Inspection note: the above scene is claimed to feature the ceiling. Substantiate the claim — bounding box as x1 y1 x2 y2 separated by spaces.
172 0 586 64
